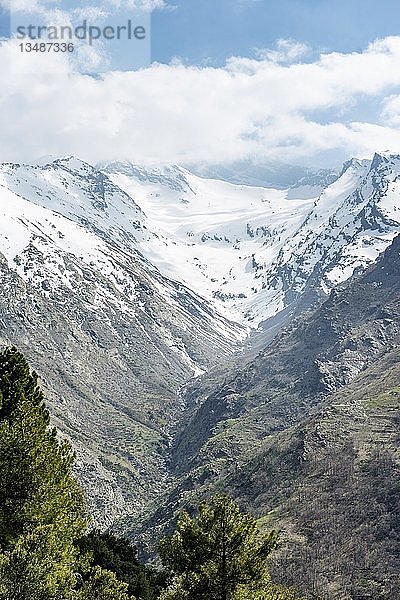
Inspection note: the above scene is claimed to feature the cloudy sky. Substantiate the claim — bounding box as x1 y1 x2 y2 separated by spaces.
2 0 400 168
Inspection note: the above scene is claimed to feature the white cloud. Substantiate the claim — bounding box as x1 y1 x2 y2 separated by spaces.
256 39 310 64
2 37 400 166
72 7 109 21
381 94 400 125
0 0 45 16
0 0 168 12
100 0 168 10
1 0 159 26
234 0 263 13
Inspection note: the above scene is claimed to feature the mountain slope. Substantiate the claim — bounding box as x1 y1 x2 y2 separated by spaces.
223 235 400 598
104 153 400 326
133 235 400 599
170 233 400 473
1 153 400 544
229 349 400 599
0 161 245 527
2 153 399 330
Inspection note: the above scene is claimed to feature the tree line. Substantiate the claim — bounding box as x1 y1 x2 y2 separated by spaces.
0 347 305 600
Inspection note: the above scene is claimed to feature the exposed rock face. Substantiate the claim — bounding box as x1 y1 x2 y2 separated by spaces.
134 236 400 599
225 236 400 599
0 158 245 527
230 350 400 599
170 235 400 472
102 154 400 326
0 245 243 526
1 155 400 598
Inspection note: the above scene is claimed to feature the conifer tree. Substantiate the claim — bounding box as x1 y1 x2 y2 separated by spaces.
78 530 165 599
0 347 135 600
159 493 303 600
76 566 133 600
0 346 87 598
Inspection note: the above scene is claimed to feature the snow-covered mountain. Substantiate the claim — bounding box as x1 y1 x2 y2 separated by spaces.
0 157 248 527
0 157 246 343
103 153 400 325
1 153 399 329
0 151 399 527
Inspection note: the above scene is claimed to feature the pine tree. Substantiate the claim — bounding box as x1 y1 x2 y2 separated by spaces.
0 347 135 600
159 493 303 600
76 566 134 600
78 530 166 599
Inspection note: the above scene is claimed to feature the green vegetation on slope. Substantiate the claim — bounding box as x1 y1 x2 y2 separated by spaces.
0 346 134 599
227 350 400 599
132 235 400 599
159 493 304 600
0 346 304 600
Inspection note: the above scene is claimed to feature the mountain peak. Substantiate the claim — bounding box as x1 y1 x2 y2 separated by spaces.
339 157 370 177
52 156 101 175
370 151 389 170
1 153 399 329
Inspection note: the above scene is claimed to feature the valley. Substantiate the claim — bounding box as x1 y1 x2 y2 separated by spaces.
0 152 400 598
